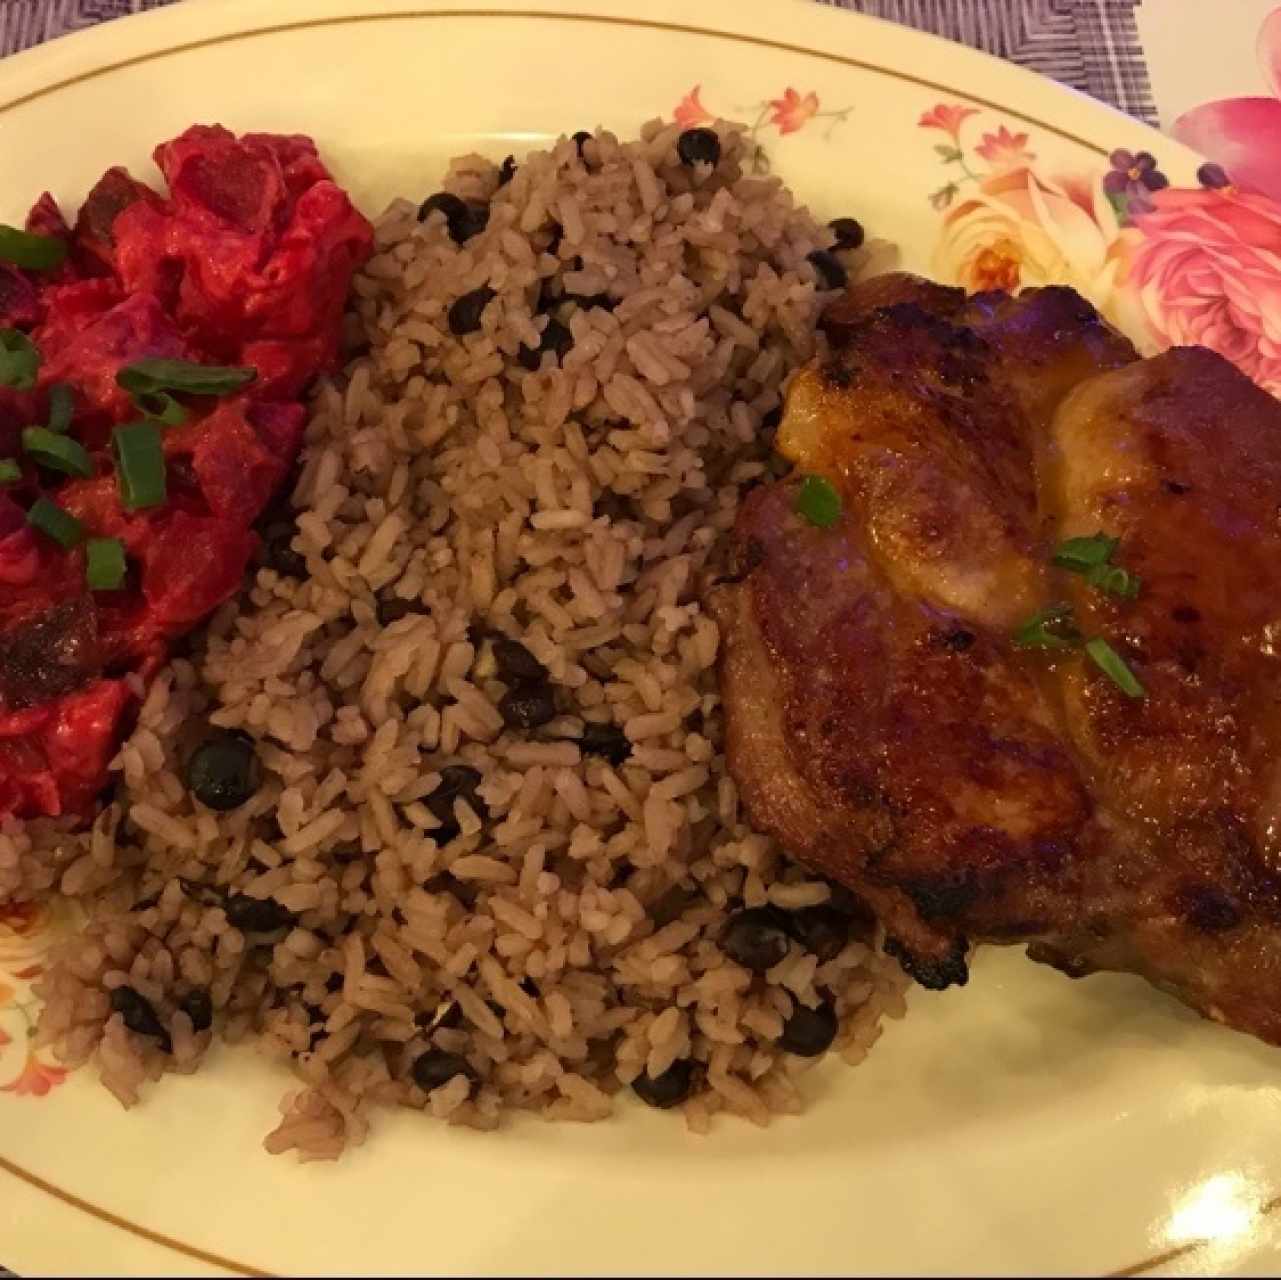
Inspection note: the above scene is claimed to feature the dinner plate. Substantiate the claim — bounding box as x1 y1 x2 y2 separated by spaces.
3 1 1280 1275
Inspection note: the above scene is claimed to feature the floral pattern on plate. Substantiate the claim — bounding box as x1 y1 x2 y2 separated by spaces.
674 85 852 172
921 103 1281 397
0 901 70 1100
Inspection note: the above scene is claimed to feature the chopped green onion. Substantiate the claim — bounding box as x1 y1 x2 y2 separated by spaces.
112 421 166 510
1052 532 1118 572
1085 563 1141 600
85 537 126 590
46 382 75 434
26 496 84 548
1085 636 1145 699
1013 603 1081 651
0 329 39 390
117 357 256 398
0 459 21 486
795 474 842 529
133 389 188 426
0 225 67 271
22 426 93 478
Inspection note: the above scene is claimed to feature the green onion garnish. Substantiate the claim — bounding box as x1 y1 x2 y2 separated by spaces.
112 421 166 510
26 496 84 548
85 537 126 590
46 382 75 434
1013 603 1081 651
1053 530 1141 600
1085 563 1141 600
795 474 842 528
0 460 21 486
133 389 188 426
1085 636 1145 699
117 357 256 400
0 329 39 390
0 225 67 271
22 426 93 478
1052 532 1117 572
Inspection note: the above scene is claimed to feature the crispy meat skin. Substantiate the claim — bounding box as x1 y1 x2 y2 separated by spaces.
718 274 1281 1043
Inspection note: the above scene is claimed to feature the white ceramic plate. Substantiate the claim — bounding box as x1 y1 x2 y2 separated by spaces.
4 2 1281 1275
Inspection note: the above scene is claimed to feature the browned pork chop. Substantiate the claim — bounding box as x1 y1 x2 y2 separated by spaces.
716 274 1281 1044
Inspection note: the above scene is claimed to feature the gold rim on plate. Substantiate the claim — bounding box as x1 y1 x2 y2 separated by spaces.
0 10 1242 1278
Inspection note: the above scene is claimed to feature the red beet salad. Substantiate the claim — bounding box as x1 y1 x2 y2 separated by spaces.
0 126 373 820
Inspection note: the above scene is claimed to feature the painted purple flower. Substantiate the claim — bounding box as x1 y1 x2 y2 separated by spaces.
1103 149 1170 217
1197 162 1232 189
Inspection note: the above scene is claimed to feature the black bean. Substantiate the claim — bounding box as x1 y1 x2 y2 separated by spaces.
185 730 260 812
593 490 631 522
411 1048 478 1095
720 907 791 971
807 249 848 290
425 766 489 846
424 871 480 910
417 193 489 244
377 596 424 627
572 130 593 156
564 291 615 313
516 317 574 372
632 1059 697 1109
224 893 296 934
425 765 487 825
828 216 865 251
677 127 721 168
649 883 697 928
456 202 490 242
778 998 838 1057
497 155 517 187
447 286 495 336
493 638 548 683
110 986 171 1052
825 884 877 938
499 682 557 730
417 191 467 227
578 720 631 766
179 988 214 1033
787 905 850 963
260 521 306 578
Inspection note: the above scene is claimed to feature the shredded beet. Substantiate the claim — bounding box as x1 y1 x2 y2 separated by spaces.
0 124 373 819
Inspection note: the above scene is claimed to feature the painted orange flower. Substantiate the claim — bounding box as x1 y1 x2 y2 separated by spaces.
0 1025 10 1050
975 125 1035 172
769 87 820 136
674 85 714 128
2 1051 68 1098
918 103 980 141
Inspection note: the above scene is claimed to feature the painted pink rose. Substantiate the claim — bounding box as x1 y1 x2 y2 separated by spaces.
1128 186 1281 394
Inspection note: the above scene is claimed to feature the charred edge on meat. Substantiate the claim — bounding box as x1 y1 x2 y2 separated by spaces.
882 933 970 990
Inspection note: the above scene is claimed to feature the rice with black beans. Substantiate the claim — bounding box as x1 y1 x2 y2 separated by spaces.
10 120 908 1158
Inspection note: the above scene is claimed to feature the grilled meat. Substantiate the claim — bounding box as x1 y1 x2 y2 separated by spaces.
716 273 1281 1045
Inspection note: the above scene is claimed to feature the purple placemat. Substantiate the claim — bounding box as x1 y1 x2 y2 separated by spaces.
1 0 1156 120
